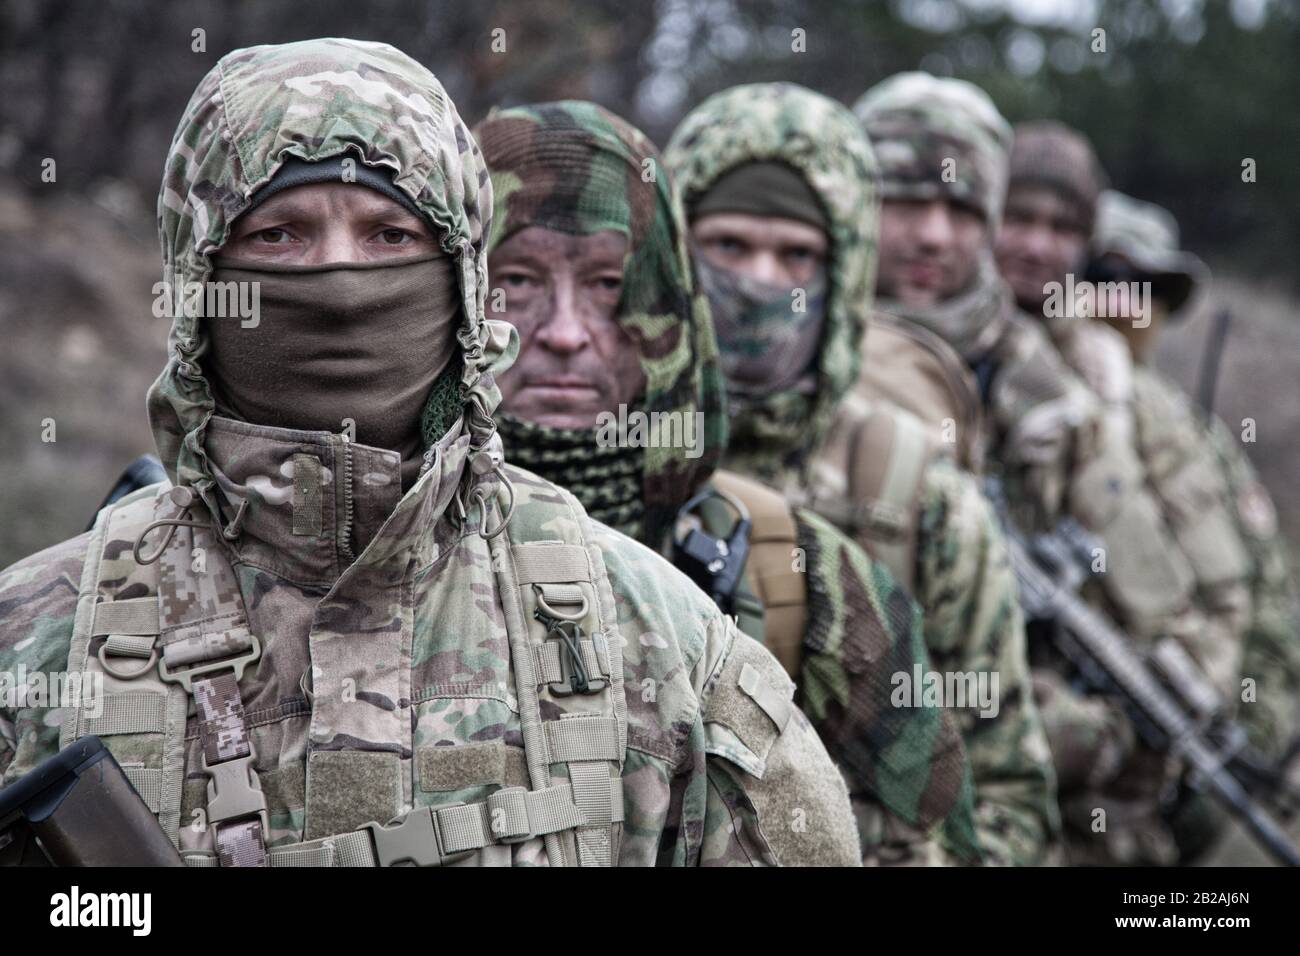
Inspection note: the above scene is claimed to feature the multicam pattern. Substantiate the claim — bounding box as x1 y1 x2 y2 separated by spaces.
474 101 728 547
853 71 1013 225
665 83 880 483
0 39 860 866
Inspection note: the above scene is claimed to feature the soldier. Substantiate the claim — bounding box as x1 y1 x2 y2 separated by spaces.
1087 190 1300 780
997 127 1270 863
0 38 863 867
851 74 1226 865
665 82 1061 866
474 100 983 865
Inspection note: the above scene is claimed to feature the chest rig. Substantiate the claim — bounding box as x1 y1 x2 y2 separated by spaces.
59 476 628 867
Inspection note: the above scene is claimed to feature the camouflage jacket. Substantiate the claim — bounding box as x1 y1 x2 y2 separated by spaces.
666 83 1059 865
0 39 861 867
1133 364 1300 759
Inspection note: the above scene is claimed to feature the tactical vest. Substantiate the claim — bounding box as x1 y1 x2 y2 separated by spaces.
59 478 628 867
860 313 985 474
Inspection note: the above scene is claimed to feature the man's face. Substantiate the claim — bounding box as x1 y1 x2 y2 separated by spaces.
691 212 829 288
876 198 987 307
221 183 437 264
995 185 1089 314
491 226 646 430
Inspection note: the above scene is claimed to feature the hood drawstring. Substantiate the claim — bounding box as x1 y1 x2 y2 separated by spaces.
133 512 210 566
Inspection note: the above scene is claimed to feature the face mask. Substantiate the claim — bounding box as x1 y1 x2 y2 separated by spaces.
694 253 827 398
205 253 461 457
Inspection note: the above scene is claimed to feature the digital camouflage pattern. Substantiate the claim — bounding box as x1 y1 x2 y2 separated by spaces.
853 71 1013 226
478 99 982 863
0 38 862 866
665 83 879 484
474 101 727 548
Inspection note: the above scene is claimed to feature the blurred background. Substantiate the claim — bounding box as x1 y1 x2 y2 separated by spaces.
1 0 1297 572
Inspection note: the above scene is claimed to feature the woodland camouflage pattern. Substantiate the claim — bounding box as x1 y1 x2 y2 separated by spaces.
668 83 1059 865
0 38 862 866
854 71 1014 225
478 99 982 863
665 83 879 483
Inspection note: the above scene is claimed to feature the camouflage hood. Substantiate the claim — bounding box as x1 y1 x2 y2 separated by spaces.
474 101 727 545
148 39 513 518
665 83 879 484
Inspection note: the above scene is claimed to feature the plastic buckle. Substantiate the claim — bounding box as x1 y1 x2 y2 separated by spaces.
159 634 262 693
542 620 606 697
203 748 269 835
362 805 474 867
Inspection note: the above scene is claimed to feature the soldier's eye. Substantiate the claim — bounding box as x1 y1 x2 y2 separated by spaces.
710 236 746 256
784 247 814 262
379 228 411 244
257 228 290 244
594 274 623 292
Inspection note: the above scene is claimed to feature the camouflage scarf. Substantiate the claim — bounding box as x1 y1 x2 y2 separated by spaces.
666 84 879 488
876 255 1011 365
476 101 726 546
496 414 642 537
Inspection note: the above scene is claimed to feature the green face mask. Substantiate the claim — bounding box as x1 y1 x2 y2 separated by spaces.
205 253 462 460
694 252 828 399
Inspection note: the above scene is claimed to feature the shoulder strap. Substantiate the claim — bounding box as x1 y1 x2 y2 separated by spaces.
708 470 806 681
861 313 985 472
844 403 933 590
64 483 269 866
488 476 629 867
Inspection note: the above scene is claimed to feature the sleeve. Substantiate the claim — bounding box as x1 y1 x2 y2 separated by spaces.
1207 415 1300 760
691 613 862 866
914 461 1062 865
793 506 983 866
0 533 91 786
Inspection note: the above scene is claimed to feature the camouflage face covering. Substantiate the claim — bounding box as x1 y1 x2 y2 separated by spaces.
854 72 1013 227
149 38 512 509
694 254 827 398
475 101 727 546
666 83 880 485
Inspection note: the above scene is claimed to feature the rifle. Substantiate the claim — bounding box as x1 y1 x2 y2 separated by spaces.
0 735 184 866
983 475 1300 866
1195 308 1232 416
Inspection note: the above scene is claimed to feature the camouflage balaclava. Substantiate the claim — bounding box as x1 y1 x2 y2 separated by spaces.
854 72 1014 362
665 83 880 486
475 101 726 547
149 39 513 527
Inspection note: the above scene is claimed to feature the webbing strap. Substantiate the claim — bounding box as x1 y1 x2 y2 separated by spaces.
193 671 268 867
546 716 620 763
162 625 254 668
179 781 624 867
534 637 608 686
512 545 591 584
104 634 156 658
91 597 161 637
569 762 615 866
123 766 163 812
82 692 166 736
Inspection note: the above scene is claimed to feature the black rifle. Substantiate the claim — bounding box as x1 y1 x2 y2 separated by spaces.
1196 308 1232 416
984 475 1300 866
0 735 183 866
